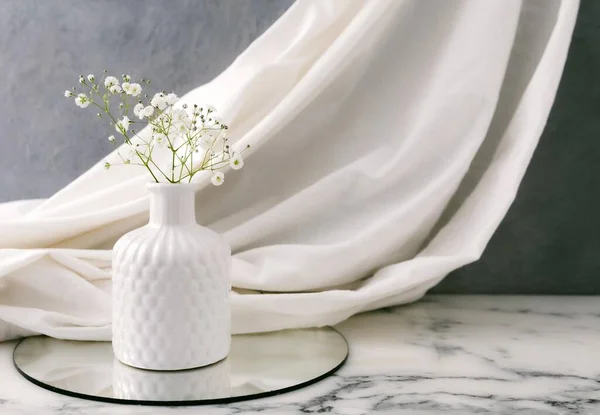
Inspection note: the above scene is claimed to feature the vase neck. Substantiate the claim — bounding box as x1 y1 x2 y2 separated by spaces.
148 184 197 226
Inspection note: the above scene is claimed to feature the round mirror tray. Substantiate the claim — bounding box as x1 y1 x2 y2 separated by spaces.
13 327 348 406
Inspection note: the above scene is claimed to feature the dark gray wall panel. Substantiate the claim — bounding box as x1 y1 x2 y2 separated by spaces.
435 0 600 294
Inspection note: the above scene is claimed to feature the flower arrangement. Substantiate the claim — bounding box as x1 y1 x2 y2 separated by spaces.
65 71 247 185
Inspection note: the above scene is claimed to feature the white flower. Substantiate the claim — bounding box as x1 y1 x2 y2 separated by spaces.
173 108 191 125
154 113 167 125
87 74 95 82
115 116 130 134
129 83 142 97
204 104 216 113
175 122 188 136
74 93 90 108
199 130 218 149
122 82 142 96
79 76 85 84
165 93 178 106
153 133 168 147
104 76 119 88
229 154 244 170
211 171 224 186
110 84 122 94
122 74 131 82
108 135 116 143
151 93 167 110
64 90 73 97
142 105 154 118
133 103 144 118
166 108 192 137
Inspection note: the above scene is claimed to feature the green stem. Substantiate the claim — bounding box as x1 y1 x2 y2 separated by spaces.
147 157 173 183
189 147 194 183
135 150 160 183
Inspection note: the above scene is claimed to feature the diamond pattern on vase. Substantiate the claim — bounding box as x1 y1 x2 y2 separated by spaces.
112 223 231 371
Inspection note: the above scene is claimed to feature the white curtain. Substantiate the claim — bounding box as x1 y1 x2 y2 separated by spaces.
0 0 578 341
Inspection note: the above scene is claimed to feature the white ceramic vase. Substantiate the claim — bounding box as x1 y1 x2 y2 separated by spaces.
112 183 231 371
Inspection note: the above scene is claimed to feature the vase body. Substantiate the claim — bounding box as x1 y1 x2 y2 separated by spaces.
112 183 231 371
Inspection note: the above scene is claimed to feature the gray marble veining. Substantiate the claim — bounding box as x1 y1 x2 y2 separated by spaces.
1 295 599 414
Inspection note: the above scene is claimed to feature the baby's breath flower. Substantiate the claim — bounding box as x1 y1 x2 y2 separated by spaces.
229 154 244 170
67 70 241 184
211 171 224 186
115 116 130 135
175 122 187 135
198 134 215 150
75 93 90 108
199 131 217 149
153 132 168 147
122 82 141 96
133 103 144 119
129 83 142 97
104 76 119 88
150 93 167 110
142 105 154 118
165 93 178 106
173 108 190 124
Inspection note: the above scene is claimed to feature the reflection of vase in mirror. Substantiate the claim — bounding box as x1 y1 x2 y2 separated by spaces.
112 357 231 401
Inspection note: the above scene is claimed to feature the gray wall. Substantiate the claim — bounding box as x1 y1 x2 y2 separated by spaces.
435 0 600 294
0 0 597 293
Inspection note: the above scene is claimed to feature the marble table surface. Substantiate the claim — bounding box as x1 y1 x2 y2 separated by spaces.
1 295 599 414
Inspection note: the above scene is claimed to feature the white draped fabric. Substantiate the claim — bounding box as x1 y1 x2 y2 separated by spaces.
0 0 578 341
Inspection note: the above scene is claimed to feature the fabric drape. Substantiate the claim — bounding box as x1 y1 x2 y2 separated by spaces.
0 0 578 341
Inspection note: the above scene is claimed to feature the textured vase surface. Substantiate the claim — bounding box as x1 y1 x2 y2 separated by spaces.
112 183 231 371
